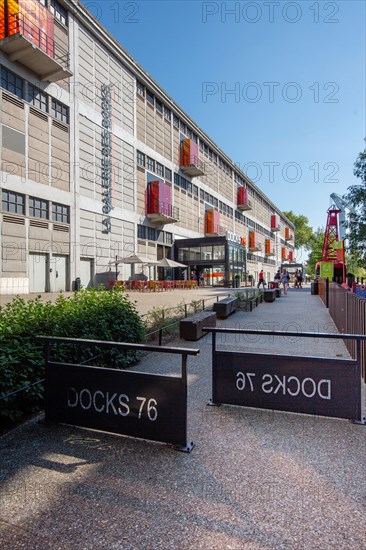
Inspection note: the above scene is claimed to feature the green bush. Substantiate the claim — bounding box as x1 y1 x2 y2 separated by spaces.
0 288 145 426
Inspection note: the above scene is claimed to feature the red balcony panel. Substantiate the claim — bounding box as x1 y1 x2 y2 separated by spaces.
288 250 294 262
146 181 178 224
271 214 280 232
237 186 252 211
205 209 221 235
0 0 72 82
180 138 205 177
265 238 274 256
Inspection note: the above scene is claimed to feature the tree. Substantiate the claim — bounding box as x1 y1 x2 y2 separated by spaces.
306 228 325 278
344 147 366 267
283 211 314 250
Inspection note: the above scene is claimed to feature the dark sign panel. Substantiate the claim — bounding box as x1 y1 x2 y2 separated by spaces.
46 363 187 446
213 352 361 419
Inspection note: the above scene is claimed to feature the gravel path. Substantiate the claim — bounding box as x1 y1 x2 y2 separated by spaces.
0 288 365 549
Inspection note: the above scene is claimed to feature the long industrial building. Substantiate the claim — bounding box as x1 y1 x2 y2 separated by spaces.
0 0 295 294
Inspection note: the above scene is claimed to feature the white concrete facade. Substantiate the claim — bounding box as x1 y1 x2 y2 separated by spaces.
0 0 295 294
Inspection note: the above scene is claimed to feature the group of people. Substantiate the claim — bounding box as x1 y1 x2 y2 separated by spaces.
257 268 304 295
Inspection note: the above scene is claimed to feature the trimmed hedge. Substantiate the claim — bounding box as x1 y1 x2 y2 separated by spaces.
0 288 145 427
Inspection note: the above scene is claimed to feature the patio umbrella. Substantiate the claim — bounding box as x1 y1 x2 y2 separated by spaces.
120 254 156 265
156 258 187 268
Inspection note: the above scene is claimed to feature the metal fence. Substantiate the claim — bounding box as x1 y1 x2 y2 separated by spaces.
318 277 329 308
327 282 366 383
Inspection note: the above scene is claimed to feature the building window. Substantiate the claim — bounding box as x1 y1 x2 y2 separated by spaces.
165 232 173 245
193 184 198 197
156 162 164 177
179 121 187 134
1 190 25 214
50 0 68 26
155 99 163 114
165 168 172 182
146 157 155 172
28 84 48 112
146 89 154 106
137 150 145 167
137 225 146 239
136 80 145 97
147 227 156 241
51 99 69 124
173 115 179 128
174 173 180 187
163 106 171 121
52 202 69 223
29 197 49 219
1 67 24 99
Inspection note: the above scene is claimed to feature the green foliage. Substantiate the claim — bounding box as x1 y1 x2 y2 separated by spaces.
344 148 366 267
234 289 263 309
306 228 325 277
283 210 314 250
0 288 144 427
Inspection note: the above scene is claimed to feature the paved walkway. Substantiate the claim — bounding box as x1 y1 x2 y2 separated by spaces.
0 288 365 549
0 285 245 315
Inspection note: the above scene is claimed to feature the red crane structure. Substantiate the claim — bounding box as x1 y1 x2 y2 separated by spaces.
322 209 341 261
317 207 346 284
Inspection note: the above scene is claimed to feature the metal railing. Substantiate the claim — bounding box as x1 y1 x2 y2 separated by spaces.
180 154 205 173
3 12 70 68
318 277 329 308
327 282 366 382
147 200 179 220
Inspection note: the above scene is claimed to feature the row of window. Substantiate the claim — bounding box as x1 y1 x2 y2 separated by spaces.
139 150 280 238
1 190 70 223
1 67 70 124
136 81 234 177
247 253 276 266
137 225 173 245
137 151 172 182
137 81 172 121
174 173 199 197
39 0 68 27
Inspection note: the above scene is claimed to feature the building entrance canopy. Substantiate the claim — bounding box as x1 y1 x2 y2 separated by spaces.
174 235 247 287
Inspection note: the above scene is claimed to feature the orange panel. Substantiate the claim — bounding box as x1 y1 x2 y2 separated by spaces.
205 209 220 234
281 247 287 260
249 230 256 248
285 227 290 239
265 239 271 254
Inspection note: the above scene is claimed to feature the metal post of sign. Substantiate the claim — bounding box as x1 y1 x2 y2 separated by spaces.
353 339 366 425
207 331 220 407
175 353 194 453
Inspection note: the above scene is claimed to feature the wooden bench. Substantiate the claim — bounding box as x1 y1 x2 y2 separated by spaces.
180 311 216 341
213 297 237 319
263 289 276 302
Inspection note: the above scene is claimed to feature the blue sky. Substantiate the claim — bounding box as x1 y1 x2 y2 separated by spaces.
84 0 365 231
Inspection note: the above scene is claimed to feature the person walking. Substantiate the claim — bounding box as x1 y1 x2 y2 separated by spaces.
297 270 303 289
274 269 281 286
257 269 266 288
281 269 290 295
